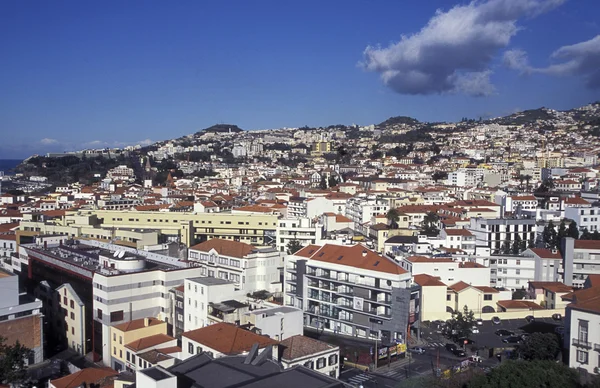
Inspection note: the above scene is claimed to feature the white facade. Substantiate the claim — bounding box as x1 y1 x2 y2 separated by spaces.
565 205 600 232
566 307 600 374
401 258 490 286
345 196 389 228
276 218 323 253
474 255 535 290
243 305 303 341
188 241 283 293
183 277 244 331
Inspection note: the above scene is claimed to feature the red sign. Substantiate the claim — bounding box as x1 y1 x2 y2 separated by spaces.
463 340 468 345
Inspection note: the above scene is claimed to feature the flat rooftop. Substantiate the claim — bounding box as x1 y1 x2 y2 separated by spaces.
188 277 234 286
246 306 299 317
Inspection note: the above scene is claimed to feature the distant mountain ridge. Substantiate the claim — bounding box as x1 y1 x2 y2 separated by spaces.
196 124 244 134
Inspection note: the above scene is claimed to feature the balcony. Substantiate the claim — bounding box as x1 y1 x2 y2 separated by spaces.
573 338 592 349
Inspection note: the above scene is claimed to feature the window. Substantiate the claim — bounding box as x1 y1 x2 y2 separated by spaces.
188 343 194 354
304 360 314 369
113 347 116 355
131 354 136 363
446 294 451 301
70 300 74 309
63 297 67 305
516 269 520 275
329 354 338 366
110 311 124 323
196 346 202 354
70 312 75 320
516 260 521 265
484 294 492 301
127 352 130 362
97 308 103 319
577 350 588 364
119 336 122 345
72 327 74 335
120 350 122 358
113 333 116 341
579 320 589 342
317 357 326 369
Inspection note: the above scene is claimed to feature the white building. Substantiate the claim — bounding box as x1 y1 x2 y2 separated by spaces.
345 196 389 229
400 256 490 286
473 254 536 290
561 238 600 288
276 218 323 253
564 282 600 374
565 205 600 233
188 239 283 293
243 305 303 341
183 277 245 331
279 335 340 378
285 243 413 344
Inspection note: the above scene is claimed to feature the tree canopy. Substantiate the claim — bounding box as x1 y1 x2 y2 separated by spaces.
467 360 580 388
0 336 32 385
286 239 303 255
517 332 560 361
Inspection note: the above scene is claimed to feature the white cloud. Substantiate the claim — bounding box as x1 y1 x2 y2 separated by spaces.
361 0 565 96
504 35 600 89
40 138 59 145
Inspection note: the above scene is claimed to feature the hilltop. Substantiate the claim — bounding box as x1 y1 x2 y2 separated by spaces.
196 124 244 134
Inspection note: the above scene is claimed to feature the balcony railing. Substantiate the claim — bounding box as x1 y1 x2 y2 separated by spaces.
573 338 592 349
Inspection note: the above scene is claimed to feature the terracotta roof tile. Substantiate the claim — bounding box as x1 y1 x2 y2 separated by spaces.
529 248 562 259
113 317 164 332
50 368 117 388
125 333 175 352
189 238 255 259
448 281 471 292
575 240 600 250
280 335 337 361
304 244 407 275
182 322 278 355
497 300 543 310
413 274 446 287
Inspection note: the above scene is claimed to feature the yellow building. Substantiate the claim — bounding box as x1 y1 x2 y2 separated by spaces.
414 274 450 321
67 210 279 247
447 281 511 316
57 283 87 356
110 317 169 372
311 141 332 156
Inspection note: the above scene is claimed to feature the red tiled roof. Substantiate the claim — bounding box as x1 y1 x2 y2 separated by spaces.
335 214 352 223
125 333 175 352
497 300 543 310
472 286 499 293
405 256 454 263
189 238 255 259
413 274 446 287
448 281 471 292
113 317 164 332
182 323 278 355
459 262 486 268
529 248 562 259
444 229 473 236
280 335 337 361
575 240 600 250
50 368 117 388
303 244 407 275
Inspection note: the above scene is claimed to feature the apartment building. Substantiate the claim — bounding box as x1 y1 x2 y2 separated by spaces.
183 277 244 331
446 281 511 316
56 283 86 355
439 229 476 255
522 248 563 282
109 317 176 372
168 284 185 338
188 239 282 293
468 217 537 256
276 217 323 253
400 256 489 286
561 238 600 288
564 283 600 374
242 305 303 341
565 204 600 233
285 244 413 344
345 196 389 233
473 254 535 290
21 237 204 365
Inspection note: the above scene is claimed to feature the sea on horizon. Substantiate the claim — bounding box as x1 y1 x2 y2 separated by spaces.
0 159 23 175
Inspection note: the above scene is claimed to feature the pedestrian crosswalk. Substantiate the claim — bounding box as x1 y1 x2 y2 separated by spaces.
380 369 407 380
347 373 374 386
426 342 445 348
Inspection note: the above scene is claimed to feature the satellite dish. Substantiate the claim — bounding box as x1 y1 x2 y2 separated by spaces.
113 251 119 258
118 251 125 259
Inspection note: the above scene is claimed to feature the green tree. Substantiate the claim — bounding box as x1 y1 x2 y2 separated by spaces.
421 212 440 235
542 221 558 249
567 221 580 239
501 238 511 254
0 336 32 385
286 239 303 255
518 332 560 361
386 208 400 229
432 171 448 183
447 305 476 341
512 235 523 254
512 287 527 300
557 219 568 245
467 360 579 388
328 175 339 188
581 228 592 240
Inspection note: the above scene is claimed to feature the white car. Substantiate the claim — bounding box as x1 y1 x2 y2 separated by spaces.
472 326 480 334
409 347 426 354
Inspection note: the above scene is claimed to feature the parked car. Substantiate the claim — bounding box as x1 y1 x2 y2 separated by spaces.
452 348 466 357
525 315 535 323
552 313 562 321
409 347 426 354
495 329 514 337
492 316 501 325
472 326 480 334
502 336 522 344
476 318 483 326
446 343 457 352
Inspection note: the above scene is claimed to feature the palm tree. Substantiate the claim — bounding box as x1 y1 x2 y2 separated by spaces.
421 212 440 235
386 208 400 229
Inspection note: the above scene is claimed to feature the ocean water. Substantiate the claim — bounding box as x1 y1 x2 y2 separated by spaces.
0 159 23 175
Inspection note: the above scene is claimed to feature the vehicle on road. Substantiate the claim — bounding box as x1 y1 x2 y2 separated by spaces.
472 326 479 334
452 348 466 357
468 355 483 364
409 347 426 354
495 329 514 337
502 336 522 344
492 316 501 325
446 343 457 352
526 315 535 322
552 313 562 321
476 318 483 326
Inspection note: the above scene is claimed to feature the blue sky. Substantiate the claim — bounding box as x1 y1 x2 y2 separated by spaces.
1 0 599 158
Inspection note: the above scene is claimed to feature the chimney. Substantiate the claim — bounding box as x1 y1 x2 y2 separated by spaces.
362 250 367 257
144 317 150 327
